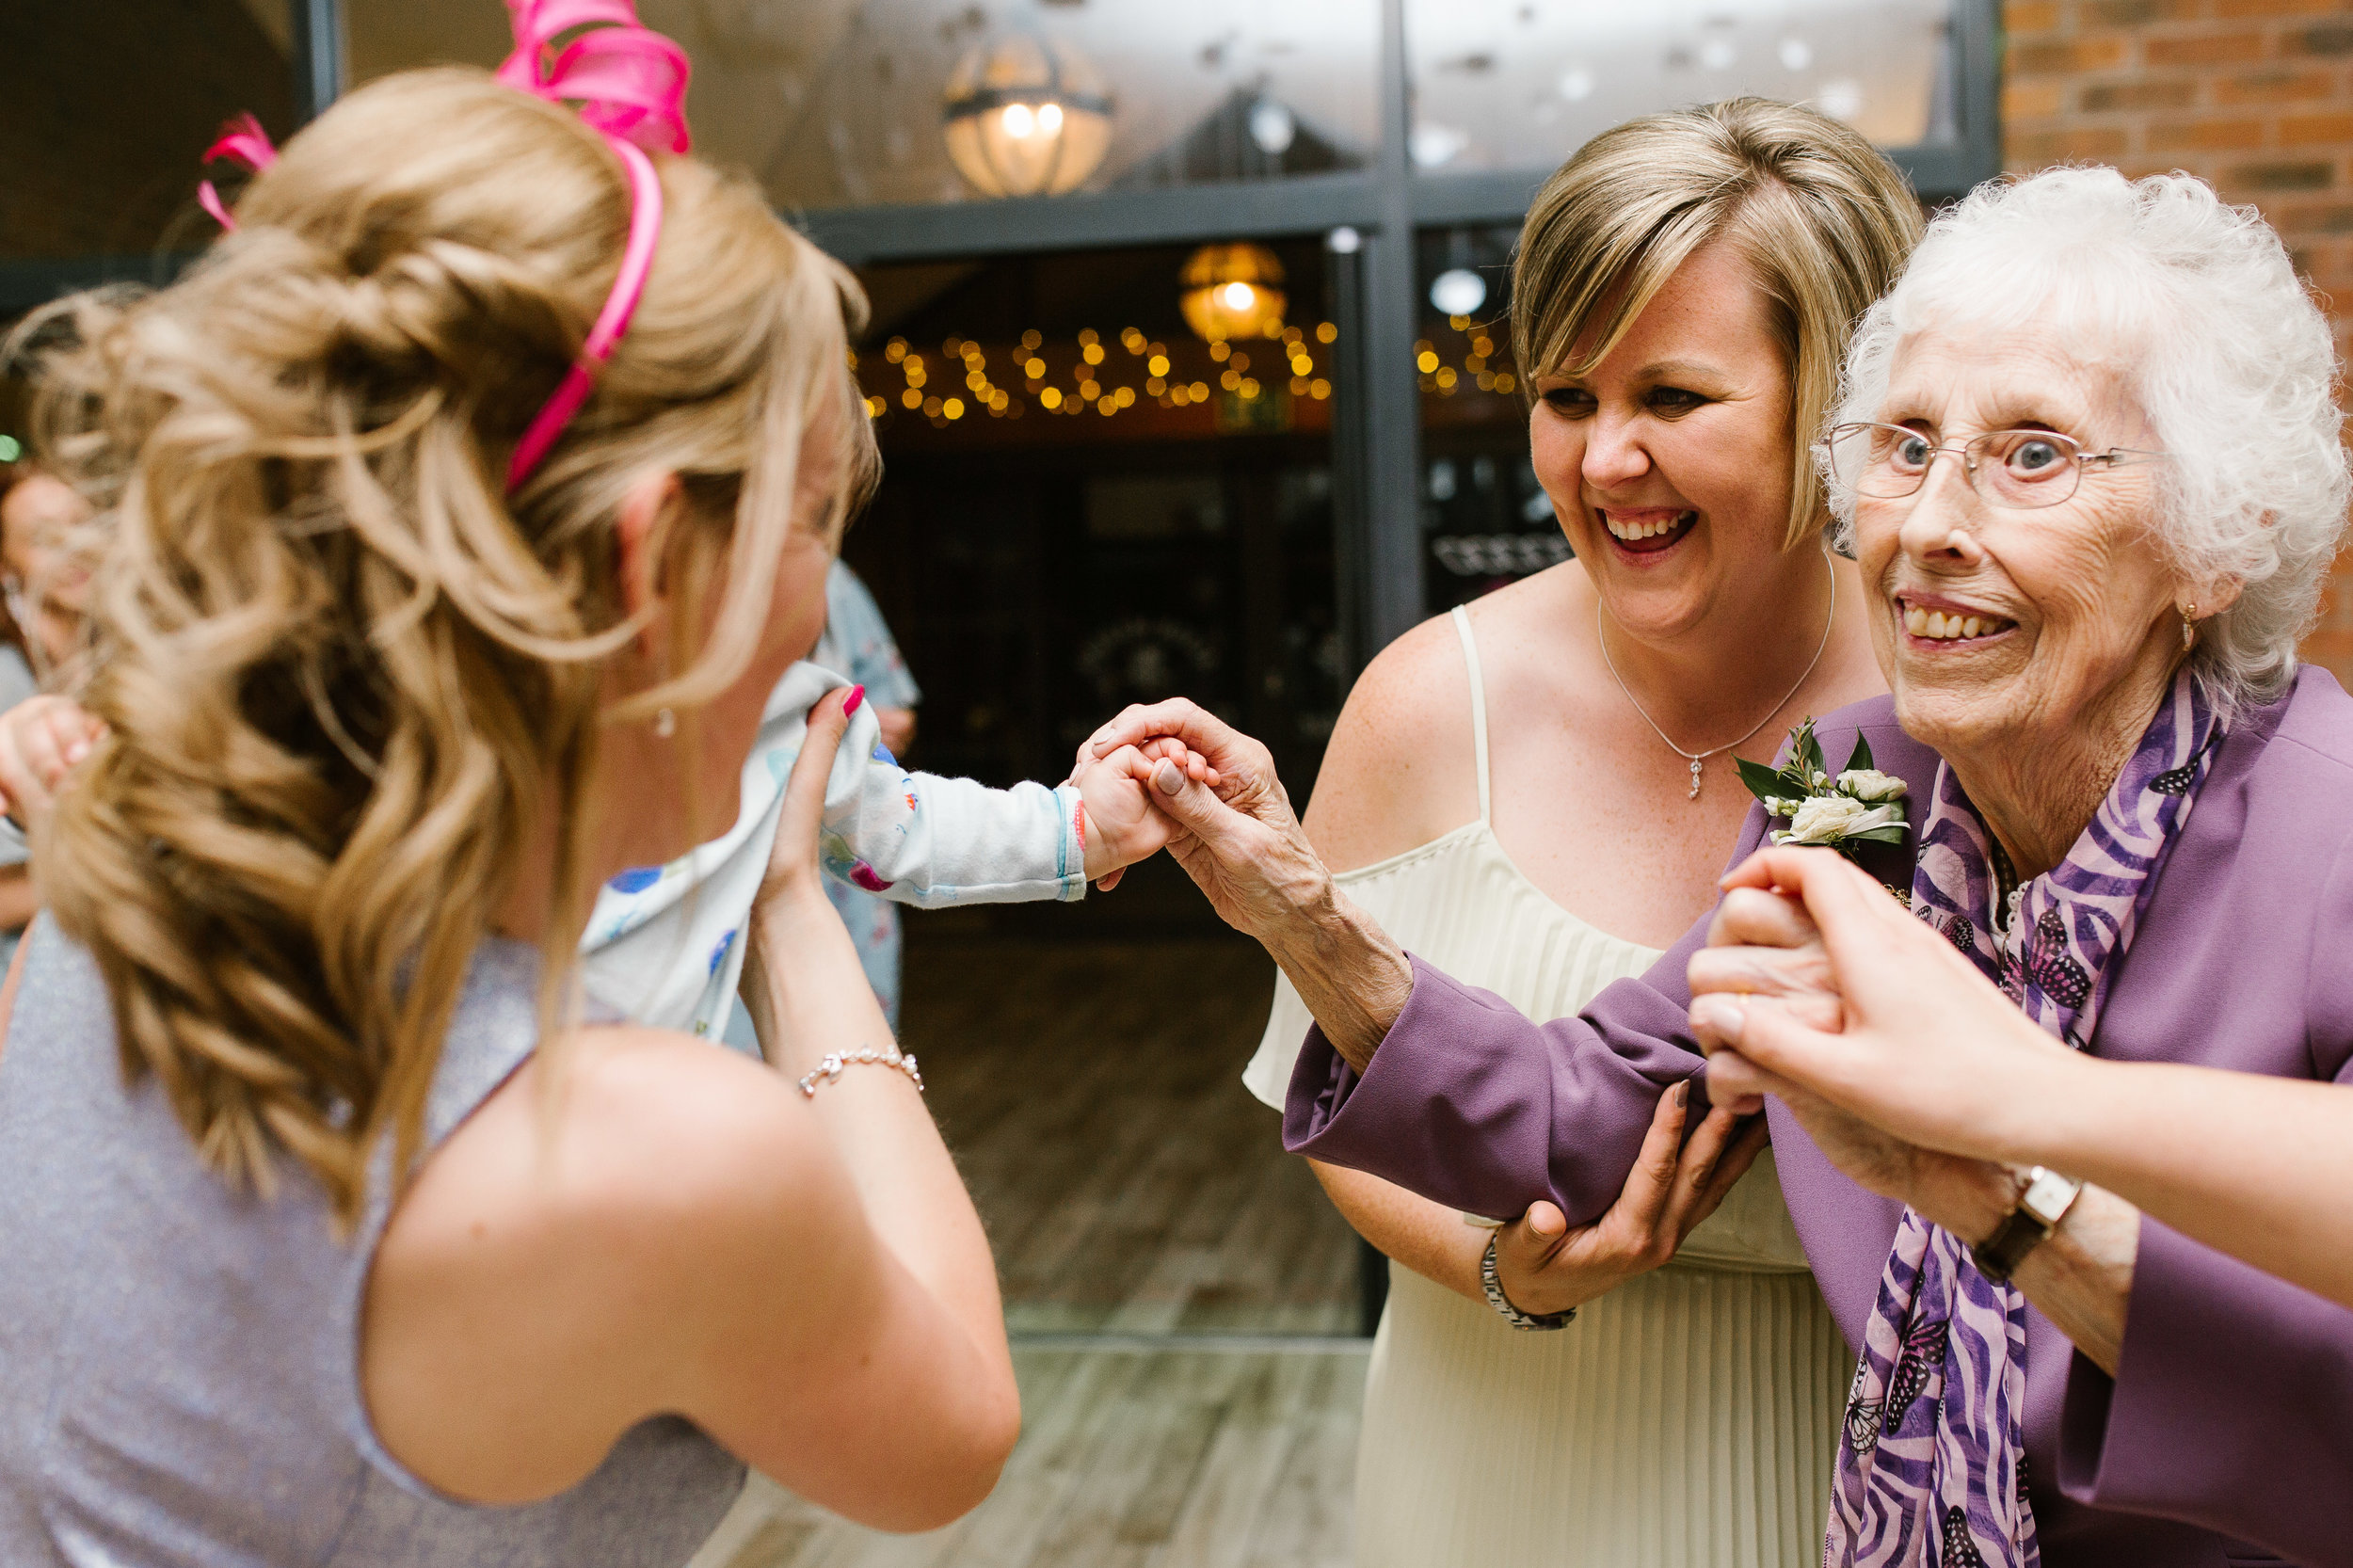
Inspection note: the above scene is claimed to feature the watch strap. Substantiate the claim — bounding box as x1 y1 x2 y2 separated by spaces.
1479 1229 1577 1331
1971 1165 2083 1285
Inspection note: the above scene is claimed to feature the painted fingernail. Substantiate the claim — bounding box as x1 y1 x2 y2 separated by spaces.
842 684 865 716
1674 1080 1689 1107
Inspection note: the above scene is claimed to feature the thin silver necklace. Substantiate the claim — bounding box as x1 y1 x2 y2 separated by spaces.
1597 547 1837 801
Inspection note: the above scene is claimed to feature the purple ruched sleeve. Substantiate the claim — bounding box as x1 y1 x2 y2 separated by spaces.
2059 1217 2353 1564
1279 808 1771 1227
1283 948 1712 1227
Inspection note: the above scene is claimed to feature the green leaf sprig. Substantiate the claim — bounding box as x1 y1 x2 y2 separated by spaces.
1737 719 1910 862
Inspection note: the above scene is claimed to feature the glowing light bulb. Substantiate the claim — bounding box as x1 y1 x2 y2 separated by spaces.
1038 102 1063 133
1429 268 1488 318
1180 243 1288 343
1001 103 1035 138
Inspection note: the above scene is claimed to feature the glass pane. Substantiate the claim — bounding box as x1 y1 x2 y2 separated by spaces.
844 247 1361 1339
844 241 1345 799
6 2 296 261
1412 227 1564 618
1405 0 1955 177
344 0 1380 213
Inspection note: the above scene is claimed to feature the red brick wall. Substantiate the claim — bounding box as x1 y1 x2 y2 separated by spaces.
2001 0 2353 679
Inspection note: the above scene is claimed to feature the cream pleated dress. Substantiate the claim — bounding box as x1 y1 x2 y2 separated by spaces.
1244 606 1852 1568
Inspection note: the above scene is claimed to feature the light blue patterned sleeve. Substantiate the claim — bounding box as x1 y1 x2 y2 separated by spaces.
577 661 1080 1043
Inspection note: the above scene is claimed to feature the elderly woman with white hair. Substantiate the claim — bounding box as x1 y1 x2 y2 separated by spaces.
1094 167 2353 1563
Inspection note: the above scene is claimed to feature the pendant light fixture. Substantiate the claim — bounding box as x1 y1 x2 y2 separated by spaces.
941 34 1114 200
1179 242 1288 342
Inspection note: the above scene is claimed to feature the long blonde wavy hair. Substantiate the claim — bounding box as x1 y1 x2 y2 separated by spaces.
23 69 873 1224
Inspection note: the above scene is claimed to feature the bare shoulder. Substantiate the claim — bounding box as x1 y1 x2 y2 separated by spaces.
1305 607 1478 870
1451 562 1602 718
366 1027 853 1502
382 1027 837 1267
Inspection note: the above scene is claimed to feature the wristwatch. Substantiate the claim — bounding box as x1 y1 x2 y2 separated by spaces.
1479 1227 1577 1331
1970 1165 2084 1284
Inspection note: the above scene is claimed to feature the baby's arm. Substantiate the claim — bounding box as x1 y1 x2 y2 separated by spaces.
578 664 1216 1036
830 727 1209 907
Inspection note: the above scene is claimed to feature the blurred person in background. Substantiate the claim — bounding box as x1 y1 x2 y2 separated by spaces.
0 444 93 679
811 560 921 1026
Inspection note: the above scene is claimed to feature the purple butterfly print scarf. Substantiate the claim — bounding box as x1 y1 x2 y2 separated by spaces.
1823 668 2223 1568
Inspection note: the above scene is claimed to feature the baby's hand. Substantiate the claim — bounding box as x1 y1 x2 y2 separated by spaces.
0 695 104 828
1078 740 1216 888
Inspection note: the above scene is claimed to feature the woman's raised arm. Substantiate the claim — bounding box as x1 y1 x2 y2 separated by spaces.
363 691 1020 1531
1694 843 2353 1315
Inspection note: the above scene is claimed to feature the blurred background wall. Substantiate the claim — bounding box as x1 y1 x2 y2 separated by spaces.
1996 0 2353 677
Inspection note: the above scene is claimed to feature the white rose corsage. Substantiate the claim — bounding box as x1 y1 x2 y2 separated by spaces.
1736 718 1909 862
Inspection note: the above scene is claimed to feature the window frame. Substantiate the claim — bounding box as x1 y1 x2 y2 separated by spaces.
795 0 1998 666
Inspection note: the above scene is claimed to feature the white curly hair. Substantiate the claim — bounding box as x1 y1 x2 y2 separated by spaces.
1827 166 2350 714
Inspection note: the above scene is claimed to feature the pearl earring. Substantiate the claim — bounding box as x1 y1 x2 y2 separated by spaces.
653 707 676 739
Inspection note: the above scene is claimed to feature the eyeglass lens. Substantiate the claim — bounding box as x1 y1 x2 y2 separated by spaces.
1831 424 2084 509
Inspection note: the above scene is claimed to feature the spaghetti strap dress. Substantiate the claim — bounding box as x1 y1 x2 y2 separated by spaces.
1243 605 1852 1568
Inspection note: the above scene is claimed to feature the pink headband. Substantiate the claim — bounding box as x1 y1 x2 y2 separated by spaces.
197 115 279 231
199 0 693 495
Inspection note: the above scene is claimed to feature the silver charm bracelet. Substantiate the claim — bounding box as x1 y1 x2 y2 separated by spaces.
1480 1228 1577 1331
797 1044 923 1098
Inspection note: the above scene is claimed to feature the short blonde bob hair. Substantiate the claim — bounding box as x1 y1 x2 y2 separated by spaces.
1513 97 1924 548
24 69 873 1224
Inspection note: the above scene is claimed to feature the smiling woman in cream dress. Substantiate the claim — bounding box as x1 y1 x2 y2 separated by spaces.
1240 100 1918 1567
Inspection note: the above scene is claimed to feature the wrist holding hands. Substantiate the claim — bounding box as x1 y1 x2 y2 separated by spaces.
1267 881 1414 1073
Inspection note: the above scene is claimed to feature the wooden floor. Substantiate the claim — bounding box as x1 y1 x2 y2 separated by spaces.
693 1343 1365 1568
904 934 1360 1337
696 931 1369 1567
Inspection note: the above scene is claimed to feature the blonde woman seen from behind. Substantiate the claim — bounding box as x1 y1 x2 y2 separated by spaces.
1238 100 1917 1566
0 70 1017 1566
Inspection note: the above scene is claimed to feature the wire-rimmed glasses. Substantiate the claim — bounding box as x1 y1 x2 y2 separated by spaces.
1822 422 2169 510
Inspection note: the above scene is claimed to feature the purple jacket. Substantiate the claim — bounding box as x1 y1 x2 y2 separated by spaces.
1287 669 2353 1568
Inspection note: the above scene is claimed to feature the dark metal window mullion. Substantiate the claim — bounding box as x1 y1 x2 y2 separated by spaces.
290 0 345 125
1331 0 1428 1340
1353 0 1426 671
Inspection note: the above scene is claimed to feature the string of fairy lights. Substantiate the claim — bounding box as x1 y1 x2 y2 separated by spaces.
1417 314 1519 398
853 313 1518 430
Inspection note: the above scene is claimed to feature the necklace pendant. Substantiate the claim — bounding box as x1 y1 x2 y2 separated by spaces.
1688 757 1704 800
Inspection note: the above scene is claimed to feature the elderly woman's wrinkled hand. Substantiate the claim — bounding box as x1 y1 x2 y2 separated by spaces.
1688 846 2083 1173
1064 699 1312 938
1070 697 1413 1067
